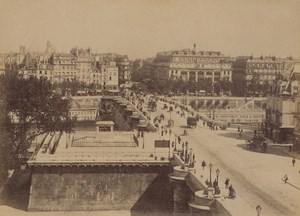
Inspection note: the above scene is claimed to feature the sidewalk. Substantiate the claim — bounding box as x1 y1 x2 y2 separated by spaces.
173 154 258 216
283 149 300 160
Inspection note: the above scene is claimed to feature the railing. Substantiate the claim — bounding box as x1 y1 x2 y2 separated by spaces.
72 140 136 147
36 151 170 162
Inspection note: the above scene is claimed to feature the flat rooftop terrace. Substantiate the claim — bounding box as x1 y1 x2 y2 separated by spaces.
28 131 169 166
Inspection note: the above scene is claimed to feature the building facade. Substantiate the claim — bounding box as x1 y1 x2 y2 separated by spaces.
293 65 300 150
69 96 101 121
233 56 284 85
153 48 232 83
116 55 130 83
51 53 77 82
264 65 299 143
70 48 92 84
34 57 54 81
94 53 130 84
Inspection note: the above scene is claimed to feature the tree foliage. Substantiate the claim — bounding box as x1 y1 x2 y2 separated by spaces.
0 73 75 183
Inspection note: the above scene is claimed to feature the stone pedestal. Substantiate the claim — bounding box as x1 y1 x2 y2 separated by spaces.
169 166 191 211
188 189 215 213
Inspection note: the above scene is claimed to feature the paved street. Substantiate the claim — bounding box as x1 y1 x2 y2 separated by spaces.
152 99 300 216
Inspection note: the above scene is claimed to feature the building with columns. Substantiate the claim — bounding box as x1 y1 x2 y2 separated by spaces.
153 48 232 84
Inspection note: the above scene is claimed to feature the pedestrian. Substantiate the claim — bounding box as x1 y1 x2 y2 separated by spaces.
205 179 209 186
186 153 189 164
238 126 240 132
283 174 288 183
292 157 296 167
213 179 217 187
225 178 230 189
202 160 206 170
228 185 236 199
178 136 181 144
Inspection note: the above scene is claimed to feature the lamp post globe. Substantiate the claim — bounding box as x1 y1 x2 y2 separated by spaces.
256 205 262 216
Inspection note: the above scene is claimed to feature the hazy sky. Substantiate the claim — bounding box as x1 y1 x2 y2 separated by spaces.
0 0 299 59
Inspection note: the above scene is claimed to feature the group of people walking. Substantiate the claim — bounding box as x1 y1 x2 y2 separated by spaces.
158 96 240 199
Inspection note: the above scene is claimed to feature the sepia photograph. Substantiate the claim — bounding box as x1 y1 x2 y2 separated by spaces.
0 0 299 216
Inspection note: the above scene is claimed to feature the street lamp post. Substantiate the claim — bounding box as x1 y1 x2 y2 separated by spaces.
209 163 213 186
216 169 220 186
256 205 262 216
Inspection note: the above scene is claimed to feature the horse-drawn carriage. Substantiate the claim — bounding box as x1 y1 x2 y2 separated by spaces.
147 101 157 111
187 116 197 128
246 130 268 153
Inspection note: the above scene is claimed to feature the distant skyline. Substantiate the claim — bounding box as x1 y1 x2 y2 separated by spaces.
0 0 300 59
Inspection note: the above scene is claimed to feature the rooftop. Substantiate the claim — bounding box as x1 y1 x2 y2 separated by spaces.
28 131 166 166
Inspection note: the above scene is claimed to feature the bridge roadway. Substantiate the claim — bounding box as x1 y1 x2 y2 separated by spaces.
150 98 299 216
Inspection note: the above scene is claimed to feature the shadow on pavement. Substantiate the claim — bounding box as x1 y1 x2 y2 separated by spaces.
0 169 31 211
286 182 300 191
235 143 293 158
216 131 250 140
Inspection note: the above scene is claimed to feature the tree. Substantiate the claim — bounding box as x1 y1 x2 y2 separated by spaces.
187 78 198 93
219 80 232 95
247 75 260 96
0 74 75 183
261 81 271 96
232 75 247 96
198 78 212 93
53 80 84 96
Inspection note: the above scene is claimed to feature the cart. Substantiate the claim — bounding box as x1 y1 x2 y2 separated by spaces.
187 117 197 128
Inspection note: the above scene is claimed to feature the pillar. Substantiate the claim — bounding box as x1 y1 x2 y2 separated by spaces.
169 166 191 212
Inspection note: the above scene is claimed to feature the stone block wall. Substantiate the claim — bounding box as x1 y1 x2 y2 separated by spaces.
28 165 172 211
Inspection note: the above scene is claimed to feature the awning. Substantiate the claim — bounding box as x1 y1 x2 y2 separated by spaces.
279 126 295 129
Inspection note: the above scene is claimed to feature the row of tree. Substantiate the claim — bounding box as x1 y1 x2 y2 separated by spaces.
0 72 75 184
131 68 272 96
